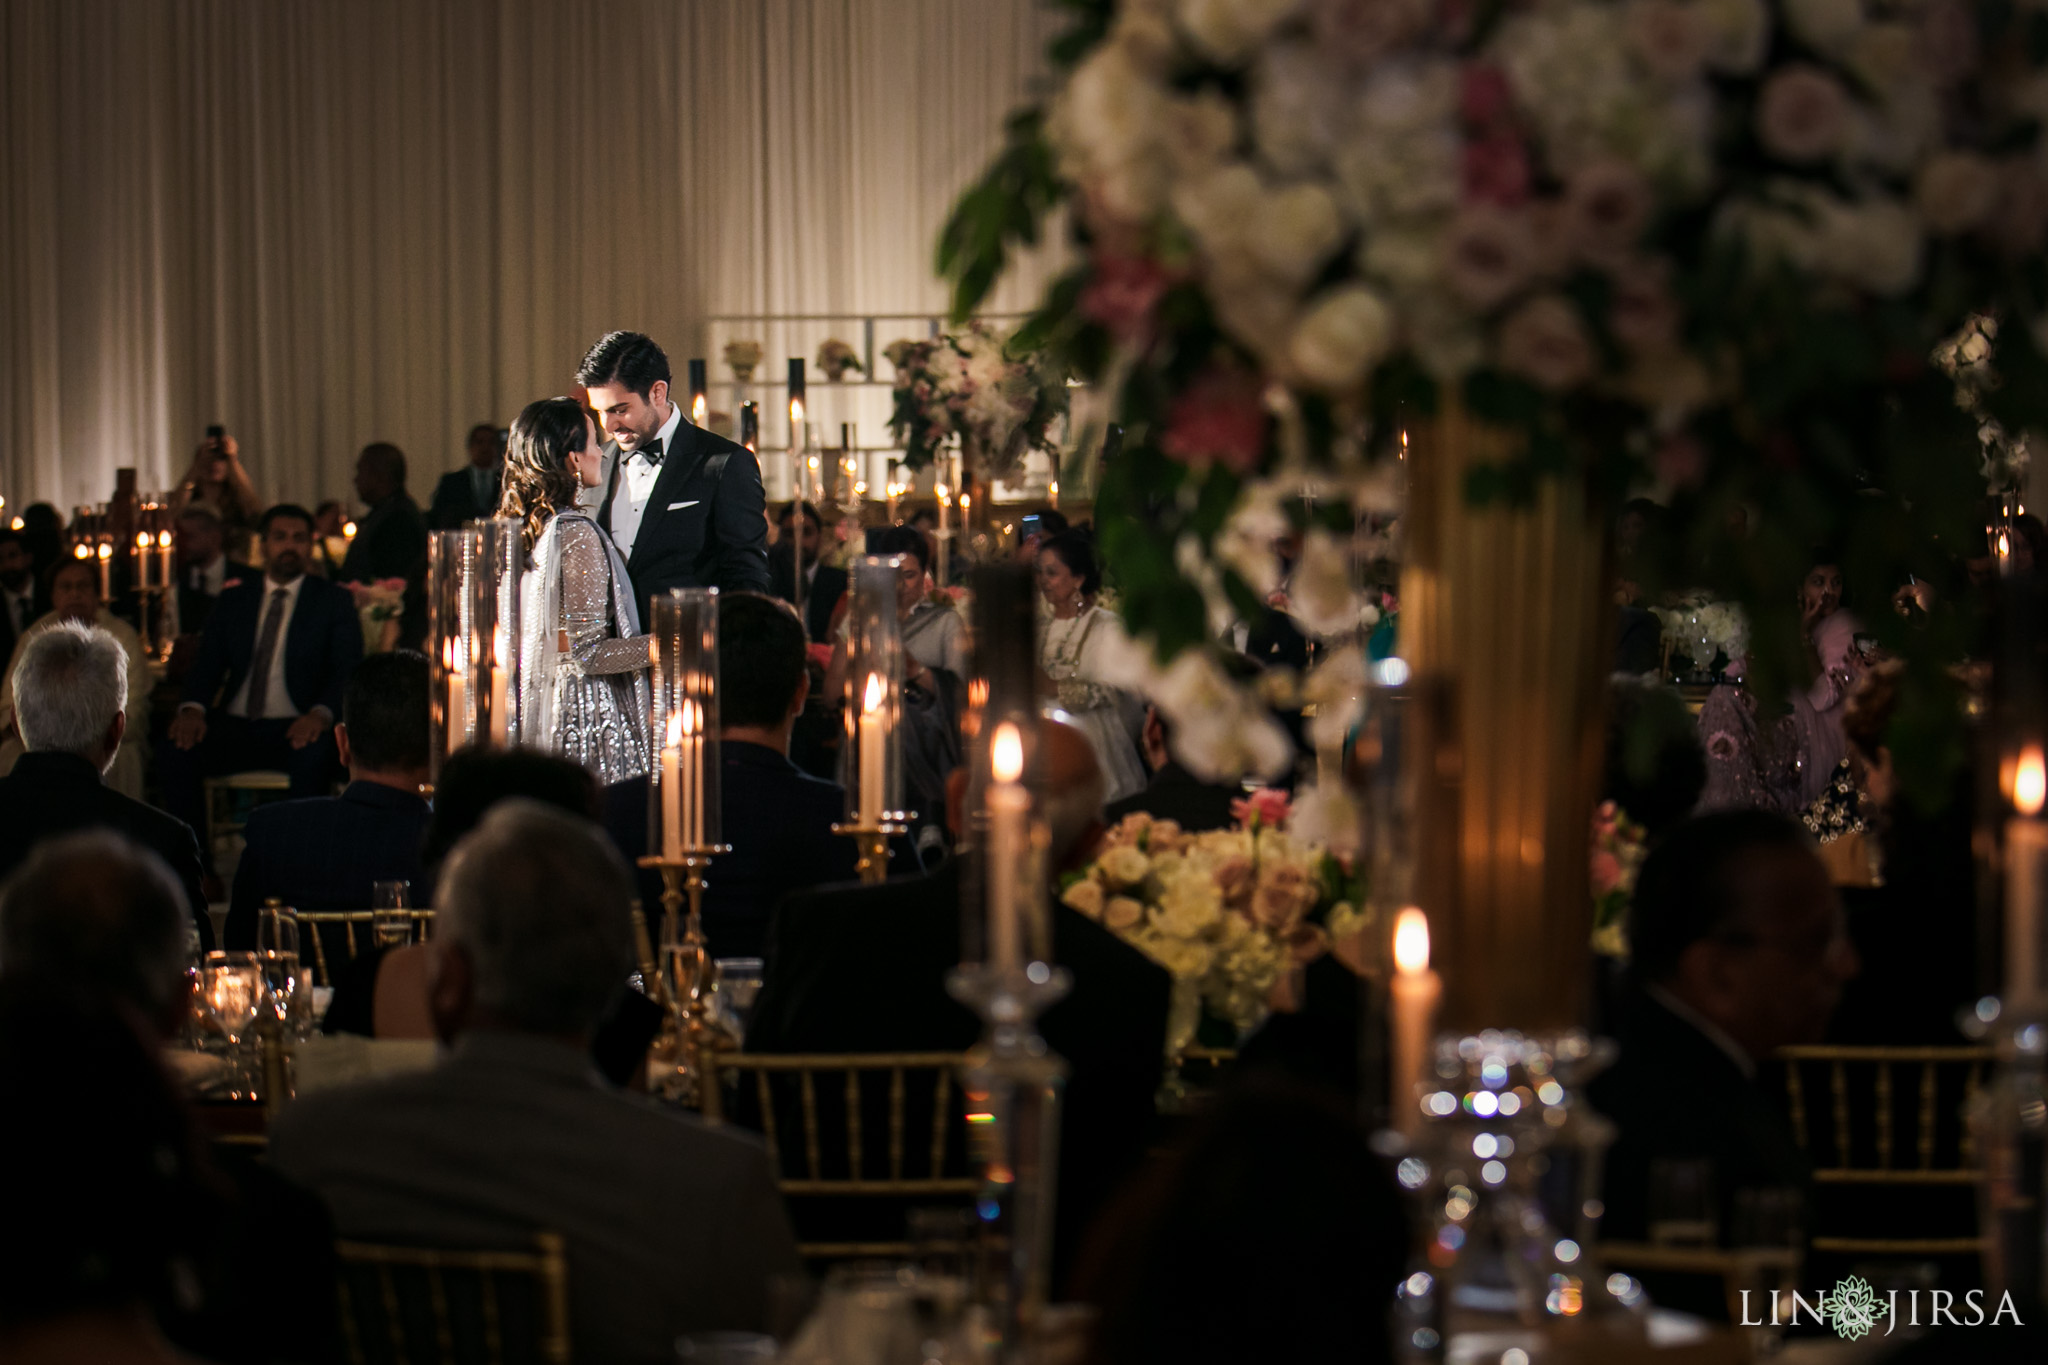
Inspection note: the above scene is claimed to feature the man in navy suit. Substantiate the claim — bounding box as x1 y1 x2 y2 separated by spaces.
225 649 432 948
580 331 771 619
162 504 364 860
604 592 855 957
427 423 505 530
766 501 848 644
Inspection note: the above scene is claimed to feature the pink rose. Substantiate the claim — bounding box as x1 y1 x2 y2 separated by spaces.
1607 258 1680 354
1442 206 1537 311
1755 65 1852 164
1231 787 1292 829
1081 252 1175 346
1459 62 1514 127
1590 849 1623 896
1564 160 1654 267
1160 365 1268 475
1463 134 1532 208
1495 294 1597 392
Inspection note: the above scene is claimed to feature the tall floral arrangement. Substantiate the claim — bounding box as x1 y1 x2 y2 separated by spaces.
884 323 1068 483
940 0 2048 803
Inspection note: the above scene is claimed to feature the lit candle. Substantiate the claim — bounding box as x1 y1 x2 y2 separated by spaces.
1389 907 1443 1141
2008 745 2048 1004
689 358 708 427
987 721 1029 972
687 698 705 847
662 709 684 859
96 542 111 600
859 673 885 826
135 531 153 590
489 627 511 745
445 637 469 755
1048 479 1059 509
157 529 174 589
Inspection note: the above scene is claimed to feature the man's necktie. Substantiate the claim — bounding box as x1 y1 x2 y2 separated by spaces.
246 588 289 720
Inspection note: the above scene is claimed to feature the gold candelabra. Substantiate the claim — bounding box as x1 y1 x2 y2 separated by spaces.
637 847 729 1106
830 818 910 884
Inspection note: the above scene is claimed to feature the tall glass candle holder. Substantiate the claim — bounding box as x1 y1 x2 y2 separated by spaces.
427 529 473 774
948 562 1068 1356
688 358 708 427
643 587 728 1105
835 556 912 881
427 522 522 778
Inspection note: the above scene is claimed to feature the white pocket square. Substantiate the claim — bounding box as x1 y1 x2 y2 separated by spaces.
667 500 700 511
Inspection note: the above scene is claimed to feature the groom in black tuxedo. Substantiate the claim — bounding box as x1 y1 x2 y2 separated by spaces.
579 331 771 619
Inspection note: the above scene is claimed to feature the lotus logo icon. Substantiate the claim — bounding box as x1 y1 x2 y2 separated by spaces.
1827 1276 1882 1341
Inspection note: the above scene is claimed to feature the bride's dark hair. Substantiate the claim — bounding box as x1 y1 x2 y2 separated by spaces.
498 397 593 556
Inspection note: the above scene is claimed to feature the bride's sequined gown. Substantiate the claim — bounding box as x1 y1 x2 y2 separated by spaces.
521 511 651 782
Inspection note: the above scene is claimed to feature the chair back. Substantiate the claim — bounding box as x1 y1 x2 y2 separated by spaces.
1777 1044 1994 1259
334 1232 570 1365
705 1051 977 1260
295 909 436 986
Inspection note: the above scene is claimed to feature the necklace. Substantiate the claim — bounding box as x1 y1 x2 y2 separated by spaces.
1042 609 1096 677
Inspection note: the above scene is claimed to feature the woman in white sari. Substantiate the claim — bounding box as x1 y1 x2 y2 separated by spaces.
499 397 651 782
1036 533 1146 805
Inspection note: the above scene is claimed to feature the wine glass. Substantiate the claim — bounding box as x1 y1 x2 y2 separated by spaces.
201 952 265 1093
255 910 307 1035
372 880 413 948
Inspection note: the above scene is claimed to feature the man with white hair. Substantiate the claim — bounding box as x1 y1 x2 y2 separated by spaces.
269 800 800 1362
0 621 211 947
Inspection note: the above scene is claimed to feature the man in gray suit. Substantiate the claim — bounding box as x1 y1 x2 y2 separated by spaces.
269 800 801 1362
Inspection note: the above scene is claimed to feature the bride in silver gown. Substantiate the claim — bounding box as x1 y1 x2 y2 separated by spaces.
499 396 652 782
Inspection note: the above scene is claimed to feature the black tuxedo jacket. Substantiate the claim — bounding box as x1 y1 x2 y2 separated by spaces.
0 586 34 670
183 574 364 719
767 559 849 644
0 750 212 948
338 491 429 586
428 467 502 530
598 420 771 621
176 559 256 637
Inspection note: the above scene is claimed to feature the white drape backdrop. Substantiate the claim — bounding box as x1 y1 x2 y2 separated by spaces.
0 0 1066 510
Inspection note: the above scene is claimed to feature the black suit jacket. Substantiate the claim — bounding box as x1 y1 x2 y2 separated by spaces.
183 574 364 718
427 467 502 530
598 420 772 621
338 491 429 585
1103 760 1242 833
767 560 849 644
225 780 433 948
0 585 38 669
748 858 1169 1283
604 742 857 960
0 750 212 949
175 559 257 638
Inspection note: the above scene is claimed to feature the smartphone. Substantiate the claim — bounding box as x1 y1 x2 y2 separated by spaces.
1020 513 1044 539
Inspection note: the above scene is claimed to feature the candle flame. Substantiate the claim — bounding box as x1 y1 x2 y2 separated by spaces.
1998 530 2012 559
1394 907 1431 976
2017 745 2046 817
157 530 172 548
135 531 150 550
96 543 111 561
343 521 357 539
991 722 1024 783
666 709 683 748
446 637 467 672
691 394 708 426
73 543 89 559
863 673 884 715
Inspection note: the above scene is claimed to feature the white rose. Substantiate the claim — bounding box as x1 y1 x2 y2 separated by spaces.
1099 844 1154 889
1171 162 1263 256
1178 0 1303 67
1405 289 1487 382
1246 181 1347 286
1061 879 1106 918
1494 293 1598 392
1821 196 1923 296
1289 528 1361 636
1755 65 1853 163
1104 896 1147 931
1358 226 1443 293
1251 40 1348 178
1155 873 1225 937
1915 151 2000 236
1287 284 1396 391
1784 0 1864 55
1164 89 1241 176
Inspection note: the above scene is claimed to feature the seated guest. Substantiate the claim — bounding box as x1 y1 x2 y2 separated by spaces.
428 423 506 530
873 525 966 680
0 556 153 798
337 442 429 585
606 592 855 958
1589 811 1856 1315
0 624 209 947
749 718 1168 1286
1075 1080 1408 1365
0 529 37 664
172 504 254 637
225 650 432 949
1103 706 1240 833
0 832 337 1363
766 501 847 643
162 503 363 855
270 801 802 1360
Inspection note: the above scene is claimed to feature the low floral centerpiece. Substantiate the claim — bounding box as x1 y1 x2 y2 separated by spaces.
1059 791 1368 1049
884 323 1068 484
344 578 406 654
722 338 763 384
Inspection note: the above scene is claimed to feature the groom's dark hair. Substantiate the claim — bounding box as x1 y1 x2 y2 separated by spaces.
578 331 671 399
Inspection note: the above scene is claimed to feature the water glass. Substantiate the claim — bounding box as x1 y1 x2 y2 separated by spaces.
372 880 413 947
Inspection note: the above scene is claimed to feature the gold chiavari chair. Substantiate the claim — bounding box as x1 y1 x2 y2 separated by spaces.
294 909 436 986
703 1051 979 1261
1776 1044 1995 1261
334 1232 570 1365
